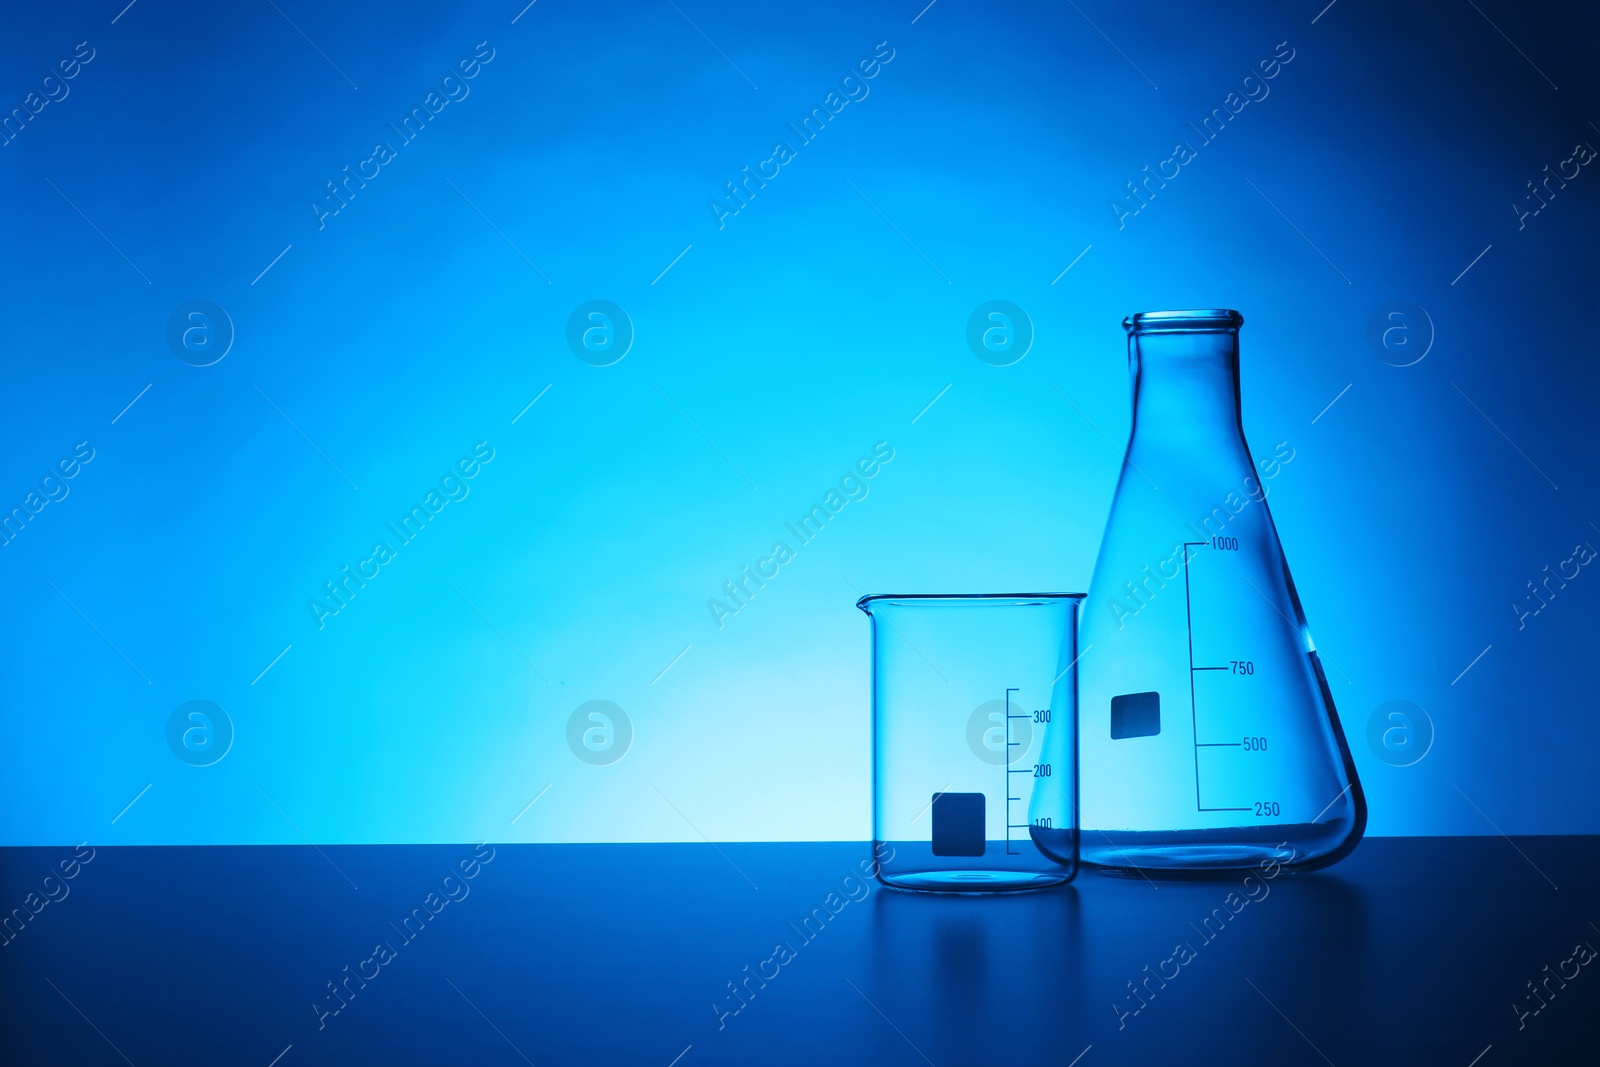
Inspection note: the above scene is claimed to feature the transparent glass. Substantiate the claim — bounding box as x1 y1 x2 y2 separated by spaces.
859 594 1082 892
1031 310 1365 872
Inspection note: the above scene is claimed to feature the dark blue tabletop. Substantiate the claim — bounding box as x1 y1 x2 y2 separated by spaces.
2 837 1596 1065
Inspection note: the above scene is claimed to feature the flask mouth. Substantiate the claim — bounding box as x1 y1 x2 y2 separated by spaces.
1124 309 1243 334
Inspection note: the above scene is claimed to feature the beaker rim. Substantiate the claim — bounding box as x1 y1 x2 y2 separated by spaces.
855 592 1086 614
1124 309 1243 333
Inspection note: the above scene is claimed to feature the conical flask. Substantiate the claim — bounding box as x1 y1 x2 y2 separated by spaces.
1033 310 1364 872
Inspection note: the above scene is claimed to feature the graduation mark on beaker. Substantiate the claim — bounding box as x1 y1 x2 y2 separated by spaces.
1002 687 1053 856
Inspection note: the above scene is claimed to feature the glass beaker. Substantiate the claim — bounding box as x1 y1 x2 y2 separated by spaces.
1031 310 1365 872
859 593 1082 891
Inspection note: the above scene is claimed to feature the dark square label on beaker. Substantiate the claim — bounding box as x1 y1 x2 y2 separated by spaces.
1111 691 1161 739
931 792 986 856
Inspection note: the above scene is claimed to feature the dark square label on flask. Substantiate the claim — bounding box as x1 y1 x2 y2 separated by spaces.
931 792 986 856
1111 691 1161 739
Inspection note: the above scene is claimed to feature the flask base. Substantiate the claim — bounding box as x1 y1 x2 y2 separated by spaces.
1081 822 1359 873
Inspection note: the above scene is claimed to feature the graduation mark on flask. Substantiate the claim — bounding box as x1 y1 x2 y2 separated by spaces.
1183 541 1266 814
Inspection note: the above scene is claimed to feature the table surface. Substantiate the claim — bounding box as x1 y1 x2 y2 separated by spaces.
2 837 1597 1065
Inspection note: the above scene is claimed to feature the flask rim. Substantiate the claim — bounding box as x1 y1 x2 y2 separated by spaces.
1124 309 1243 333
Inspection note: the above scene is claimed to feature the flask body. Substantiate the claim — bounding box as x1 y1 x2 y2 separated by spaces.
1034 310 1364 872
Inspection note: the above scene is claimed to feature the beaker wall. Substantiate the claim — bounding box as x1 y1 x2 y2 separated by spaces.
1034 311 1364 872
860 594 1082 891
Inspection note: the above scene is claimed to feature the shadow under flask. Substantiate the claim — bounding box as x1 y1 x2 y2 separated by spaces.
1032 310 1365 872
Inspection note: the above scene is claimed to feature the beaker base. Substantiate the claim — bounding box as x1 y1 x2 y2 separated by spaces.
880 869 1072 893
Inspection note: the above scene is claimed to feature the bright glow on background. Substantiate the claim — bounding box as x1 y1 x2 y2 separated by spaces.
2 0 1596 844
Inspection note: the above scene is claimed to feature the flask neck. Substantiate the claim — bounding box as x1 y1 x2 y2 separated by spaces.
1127 324 1243 449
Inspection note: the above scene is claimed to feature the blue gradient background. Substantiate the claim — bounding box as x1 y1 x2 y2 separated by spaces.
1 0 1595 845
